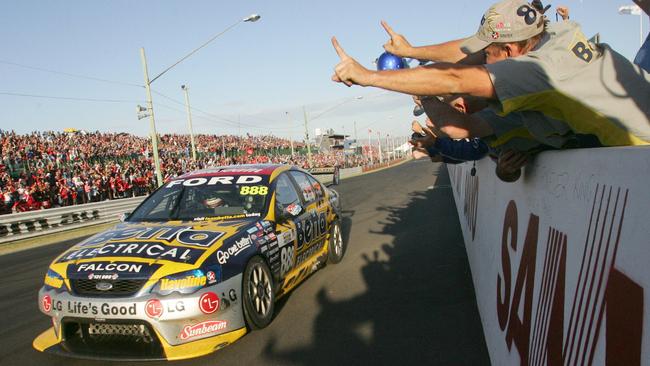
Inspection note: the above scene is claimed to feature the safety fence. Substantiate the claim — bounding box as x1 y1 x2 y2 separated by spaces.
447 146 650 365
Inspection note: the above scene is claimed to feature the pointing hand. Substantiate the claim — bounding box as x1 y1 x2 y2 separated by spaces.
381 20 413 57
331 37 372 87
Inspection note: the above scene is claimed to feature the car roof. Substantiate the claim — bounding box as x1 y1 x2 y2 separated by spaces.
178 164 297 180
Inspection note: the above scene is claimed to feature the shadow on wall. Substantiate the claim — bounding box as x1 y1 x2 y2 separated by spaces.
263 166 490 365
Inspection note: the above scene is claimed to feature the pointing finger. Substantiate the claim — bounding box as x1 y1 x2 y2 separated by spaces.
381 20 396 38
331 37 348 59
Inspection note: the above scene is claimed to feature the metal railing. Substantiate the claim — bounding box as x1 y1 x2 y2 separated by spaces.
0 197 144 245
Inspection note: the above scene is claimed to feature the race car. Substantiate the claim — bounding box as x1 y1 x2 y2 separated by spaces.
33 164 345 360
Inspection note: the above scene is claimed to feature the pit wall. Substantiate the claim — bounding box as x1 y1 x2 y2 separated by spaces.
447 147 650 366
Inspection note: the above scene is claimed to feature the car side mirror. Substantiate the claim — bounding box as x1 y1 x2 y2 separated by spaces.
119 212 131 222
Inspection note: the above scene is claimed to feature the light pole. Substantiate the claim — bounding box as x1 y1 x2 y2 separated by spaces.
139 13 260 187
285 111 295 156
303 106 312 167
377 131 384 164
619 4 644 46
367 129 374 165
181 85 197 161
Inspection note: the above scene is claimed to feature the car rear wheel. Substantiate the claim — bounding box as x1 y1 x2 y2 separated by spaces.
327 220 345 264
242 256 275 329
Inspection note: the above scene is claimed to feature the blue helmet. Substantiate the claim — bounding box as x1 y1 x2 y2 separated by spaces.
376 52 407 71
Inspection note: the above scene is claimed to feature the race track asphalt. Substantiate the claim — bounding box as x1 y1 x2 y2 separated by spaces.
0 160 490 366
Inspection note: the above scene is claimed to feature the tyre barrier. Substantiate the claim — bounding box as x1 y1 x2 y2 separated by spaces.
447 147 650 365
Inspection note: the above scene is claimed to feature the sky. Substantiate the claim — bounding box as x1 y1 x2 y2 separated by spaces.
1 0 648 140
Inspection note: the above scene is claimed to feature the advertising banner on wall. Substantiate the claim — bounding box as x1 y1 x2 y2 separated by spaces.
448 147 650 365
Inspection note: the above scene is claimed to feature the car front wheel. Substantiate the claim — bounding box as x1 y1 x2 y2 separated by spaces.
242 256 275 329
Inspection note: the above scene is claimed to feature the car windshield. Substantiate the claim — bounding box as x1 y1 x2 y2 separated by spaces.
128 175 270 222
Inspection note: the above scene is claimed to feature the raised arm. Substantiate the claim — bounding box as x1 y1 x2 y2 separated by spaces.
331 37 495 98
381 21 482 64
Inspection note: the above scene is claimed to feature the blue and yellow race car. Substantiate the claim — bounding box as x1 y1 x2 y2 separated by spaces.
34 164 345 360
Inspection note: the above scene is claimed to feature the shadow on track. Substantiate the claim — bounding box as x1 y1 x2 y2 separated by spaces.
262 166 490 365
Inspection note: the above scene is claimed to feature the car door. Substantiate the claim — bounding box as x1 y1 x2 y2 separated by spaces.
287 171 329 268
272 173 302 283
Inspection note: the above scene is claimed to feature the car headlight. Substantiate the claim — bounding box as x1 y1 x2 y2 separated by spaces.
151 269 211 296
44 269 66 291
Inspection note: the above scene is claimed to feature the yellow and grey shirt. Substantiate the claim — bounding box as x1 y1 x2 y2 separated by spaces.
485 21 650 146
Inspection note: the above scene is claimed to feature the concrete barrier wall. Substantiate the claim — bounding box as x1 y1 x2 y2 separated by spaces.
447 147 650 365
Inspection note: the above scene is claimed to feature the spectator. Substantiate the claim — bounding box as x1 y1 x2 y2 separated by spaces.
331 0 650 147
0 129 381 215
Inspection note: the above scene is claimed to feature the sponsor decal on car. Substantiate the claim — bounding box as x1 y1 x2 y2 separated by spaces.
206 271 217 284
280 246 295 277
165 175 264 188
216 236 253 264
179 320 228 341
199 292 220 314
286 203 302 217
76 262 143 273
80 226 225 248
58 241 207 264
145 299 163 318
88 273 119 280
295 240 326 266
277 230 296 247
42 295 52 313
160 275 207 291
296 211 327 249
50 299 137 316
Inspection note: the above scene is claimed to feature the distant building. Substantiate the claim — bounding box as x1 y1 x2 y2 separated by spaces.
315 129 354 154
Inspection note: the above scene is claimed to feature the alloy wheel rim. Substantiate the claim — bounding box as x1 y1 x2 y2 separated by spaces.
333 224 343 256
248 264 272 316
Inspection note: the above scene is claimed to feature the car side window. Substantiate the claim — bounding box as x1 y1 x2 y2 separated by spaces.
306 175 324 201
274 174 301 210
289 171 316 204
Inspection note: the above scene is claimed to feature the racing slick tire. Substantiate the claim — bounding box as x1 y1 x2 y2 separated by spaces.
242 256 275 330
327 220 345 264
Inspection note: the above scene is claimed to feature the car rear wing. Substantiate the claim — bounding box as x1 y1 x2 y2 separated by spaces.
308 166 340 186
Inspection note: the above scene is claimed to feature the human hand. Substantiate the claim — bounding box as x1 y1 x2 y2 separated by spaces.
556 6 569 20
411 147 430 160
381 21 413 57
331 37 373 87
412 95 423 108
411 120 426 137
495 149 528 182
423 119 438 139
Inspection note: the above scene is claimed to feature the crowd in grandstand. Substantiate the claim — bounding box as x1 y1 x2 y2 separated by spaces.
0 130 374 214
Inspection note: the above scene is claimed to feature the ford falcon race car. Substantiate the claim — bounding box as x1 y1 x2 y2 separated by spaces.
33 164 345 360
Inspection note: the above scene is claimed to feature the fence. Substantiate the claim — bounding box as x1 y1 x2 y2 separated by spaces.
0 197 144 245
